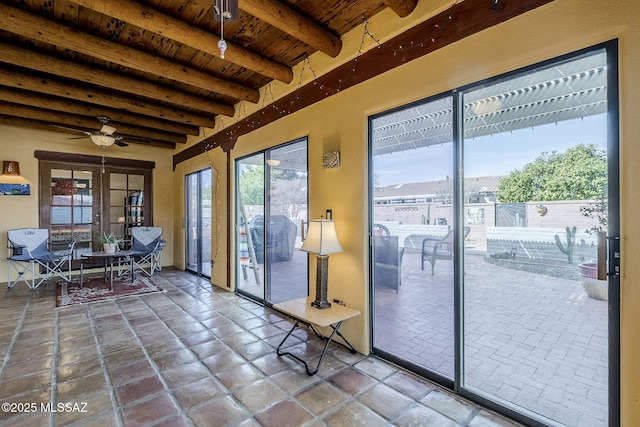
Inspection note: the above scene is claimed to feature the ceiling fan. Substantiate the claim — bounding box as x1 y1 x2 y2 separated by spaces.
56 116 129 147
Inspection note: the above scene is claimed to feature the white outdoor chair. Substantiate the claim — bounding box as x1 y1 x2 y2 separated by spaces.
7 228 76 290
128 226 165 276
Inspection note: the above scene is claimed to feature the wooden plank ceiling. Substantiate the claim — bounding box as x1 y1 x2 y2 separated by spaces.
0 0 418 149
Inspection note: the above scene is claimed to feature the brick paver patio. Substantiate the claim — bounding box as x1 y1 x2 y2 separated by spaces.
374 252 608 427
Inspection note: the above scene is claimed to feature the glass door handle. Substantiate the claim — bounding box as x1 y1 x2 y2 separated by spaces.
607 235 620 278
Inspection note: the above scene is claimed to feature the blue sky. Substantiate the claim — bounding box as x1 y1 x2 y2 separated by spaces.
374 114 608 186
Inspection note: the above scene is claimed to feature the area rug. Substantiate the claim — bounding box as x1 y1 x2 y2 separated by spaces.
56 274 164 307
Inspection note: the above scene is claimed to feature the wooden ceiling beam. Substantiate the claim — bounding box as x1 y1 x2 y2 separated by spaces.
240 0 342 58
175 0 554 166
0 67 217 129
0 115 176 149
0 102 186 144
0 41 235 118
69 0 293 84
0 3 259 103
382 0 419 18
0 86 198 137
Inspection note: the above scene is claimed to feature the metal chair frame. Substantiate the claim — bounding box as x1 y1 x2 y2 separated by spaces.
127 227 165 277
7 228 76 290
421 226 471 275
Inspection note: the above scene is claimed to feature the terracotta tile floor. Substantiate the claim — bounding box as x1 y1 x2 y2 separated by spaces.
0 268 523 427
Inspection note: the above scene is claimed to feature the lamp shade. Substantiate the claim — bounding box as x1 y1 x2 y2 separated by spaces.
301 220 343 255
0 161 28 184
3 161 20 175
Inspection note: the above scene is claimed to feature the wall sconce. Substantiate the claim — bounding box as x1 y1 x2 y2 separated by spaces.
323 151 340 169
0 161 28 184
300 219 343 309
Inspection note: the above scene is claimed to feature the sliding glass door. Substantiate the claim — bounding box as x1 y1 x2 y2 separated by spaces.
236 139 308 305
371 95 456 383
370 44 618 426
185 168 212 277
460 47 615 426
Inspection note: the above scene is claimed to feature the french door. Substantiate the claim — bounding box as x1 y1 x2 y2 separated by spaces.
235 138 308 305
370 43 619 426
37 152 153 263
185 168 212 277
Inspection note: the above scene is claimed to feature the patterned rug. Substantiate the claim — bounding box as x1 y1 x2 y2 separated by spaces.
56 274 164 307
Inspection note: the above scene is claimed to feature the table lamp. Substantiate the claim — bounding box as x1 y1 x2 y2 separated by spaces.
301 219 343 309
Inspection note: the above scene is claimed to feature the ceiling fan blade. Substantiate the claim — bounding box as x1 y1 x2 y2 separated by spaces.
68 136 91 140
100 124 117 135
115 140 129 147
52 125 92 136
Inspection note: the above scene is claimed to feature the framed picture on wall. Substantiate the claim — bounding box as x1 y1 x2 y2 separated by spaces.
0 183 30 196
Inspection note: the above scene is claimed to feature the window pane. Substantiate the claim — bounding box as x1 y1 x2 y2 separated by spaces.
111 173 127 188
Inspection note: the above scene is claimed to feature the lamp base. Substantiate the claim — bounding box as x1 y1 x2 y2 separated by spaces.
311 299 332 309
311 255 331 310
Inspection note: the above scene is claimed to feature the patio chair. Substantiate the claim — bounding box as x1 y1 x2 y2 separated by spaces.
421 226 470 275
128 226 165 276
373 224 404 293
7 228 76 289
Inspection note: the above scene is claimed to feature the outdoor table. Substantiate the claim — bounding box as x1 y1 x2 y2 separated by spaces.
80 250 136 291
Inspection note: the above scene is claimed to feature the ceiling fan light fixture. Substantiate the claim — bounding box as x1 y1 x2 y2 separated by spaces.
91 134 116 147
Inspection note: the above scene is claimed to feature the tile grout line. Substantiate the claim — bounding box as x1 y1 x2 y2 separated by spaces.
49 305 60 427
139 278 256 422
167 274 383 425
148 275 301 421
0 291 31 380
86 303 125 427
169 275 377 424
192 276 464 426
127 289 226 425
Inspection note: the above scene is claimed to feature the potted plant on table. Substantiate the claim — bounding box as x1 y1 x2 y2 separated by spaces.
100 232 119 254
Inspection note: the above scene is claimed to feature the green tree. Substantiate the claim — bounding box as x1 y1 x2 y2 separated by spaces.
239 165 264 205
497 144 607 202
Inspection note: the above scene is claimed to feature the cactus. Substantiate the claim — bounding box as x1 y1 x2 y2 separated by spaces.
555 226 577 264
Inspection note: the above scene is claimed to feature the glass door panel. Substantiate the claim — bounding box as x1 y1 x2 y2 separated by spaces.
236 154 265 300
186 173 198 273
266 140 308 304
50 167 99 259
236 140 308 304
186 169 212 277
371 96 456 381
461 49 611 426
109 172 145 245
